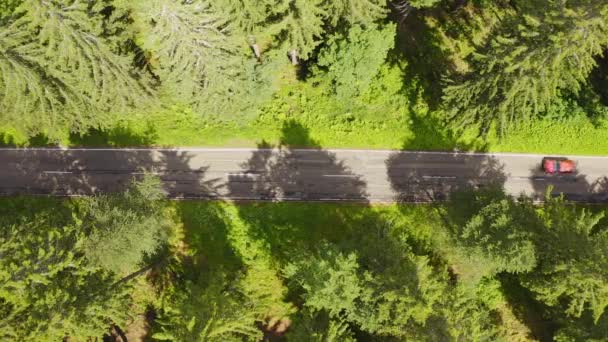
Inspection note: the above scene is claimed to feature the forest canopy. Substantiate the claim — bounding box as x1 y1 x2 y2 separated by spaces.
1 0 607 143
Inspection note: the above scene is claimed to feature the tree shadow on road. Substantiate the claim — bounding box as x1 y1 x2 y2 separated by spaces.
386 118 501 203
227 120 368 202
5 149 222 199
226 121 371 265
527 162 608 203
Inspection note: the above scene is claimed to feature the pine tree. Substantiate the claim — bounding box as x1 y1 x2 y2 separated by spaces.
443 1 608 135
127 0 233 100
286 309 356 342
152 273 265 341
278 0 328 61
450 198 537 285
0 0 151 138
522 192 608 323
81 175 172 276
284 242 446 338
210 0 282 35
0 216 132 340
325 0 387 26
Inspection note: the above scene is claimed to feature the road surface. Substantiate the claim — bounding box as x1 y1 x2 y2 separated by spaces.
1 148 607 202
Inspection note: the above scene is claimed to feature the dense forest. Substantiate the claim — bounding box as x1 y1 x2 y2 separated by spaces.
2 0 608 341
1 0 608 149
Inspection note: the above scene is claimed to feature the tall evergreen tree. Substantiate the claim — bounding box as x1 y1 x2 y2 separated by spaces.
0 216 132 340
522 193 608 323
276 0 387 60
450 198 537 285
127 0 233 101
153 273 265 341
0 0 151 138
284 242 446 338
81 175 172 276
443 0 608 135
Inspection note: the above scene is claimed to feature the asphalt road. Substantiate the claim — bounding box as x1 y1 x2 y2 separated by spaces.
1 148 607 202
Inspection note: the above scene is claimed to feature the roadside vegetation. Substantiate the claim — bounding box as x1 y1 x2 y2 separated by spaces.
2 178 608 340
1 1 608 154
2 0 608 341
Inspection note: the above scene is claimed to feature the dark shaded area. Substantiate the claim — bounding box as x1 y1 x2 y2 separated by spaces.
589 51 608 106
403 113 487 151
174 202 243 279
27 133 59 147
103 324 128 342
392 11 455 109
0 123 159 148
0 196 73 227
227 120 368 202
498 274 558 342
386 116 499 202
0 148 221 199
69 124 158 147
0 132 60 147
0 132 17 147
386 150 506 202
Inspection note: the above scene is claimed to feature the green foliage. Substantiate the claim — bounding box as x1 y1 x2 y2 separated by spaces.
220 0 387 60
1 0 153 138
315 23 396 100
284 240 447 338
409 0 441 8
210 0 280 35
436 284 503 341
0 0 20 21
443 1 608 135
0 213 132 340
453 198 537 285
3 0 608 340
81 175 171 276
128 1 234 105
324 0 387 26
286 310 356 341
153 202 294 341
153 273 264 341
522 193 608 322
280 0 327 59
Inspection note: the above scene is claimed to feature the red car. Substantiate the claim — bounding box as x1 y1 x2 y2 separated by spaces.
542 157 575 174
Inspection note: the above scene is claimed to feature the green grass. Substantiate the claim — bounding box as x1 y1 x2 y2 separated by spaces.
50 109 608 156
3 105 608 155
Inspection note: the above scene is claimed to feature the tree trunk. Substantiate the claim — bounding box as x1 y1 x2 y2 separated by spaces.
111 262 159 288
289 49 298 65
250 43 261 60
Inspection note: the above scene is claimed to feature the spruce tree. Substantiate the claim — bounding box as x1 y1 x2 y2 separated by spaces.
81 175 172 276
451 198 537 285
152 273 265 341
0 216 132 340
0 0 151 139
443 1 608 135
522 193 608 323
